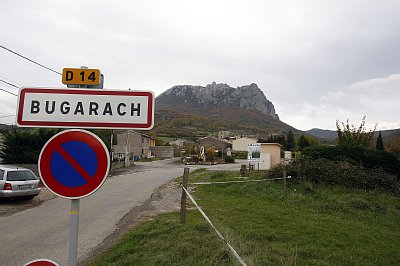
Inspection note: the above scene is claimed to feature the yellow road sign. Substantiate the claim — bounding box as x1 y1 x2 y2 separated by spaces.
62 68 101 85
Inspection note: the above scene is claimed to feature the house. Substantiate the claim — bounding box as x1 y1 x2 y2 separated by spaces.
112 130 155 160
198 137 232 152
141 133 156 158
232 137 258 151
169 139 186 148
218 130 232 139
258 143 282 170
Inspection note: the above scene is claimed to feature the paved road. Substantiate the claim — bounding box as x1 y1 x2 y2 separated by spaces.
0 159 184 265
0 158 242 265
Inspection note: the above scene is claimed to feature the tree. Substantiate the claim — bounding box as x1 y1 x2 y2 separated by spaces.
297 134 310 151
0 130 37 164
0 128 59 164
376 131 385 151
92 129 113 149
264 134 286 146
336 116 376 148
297 134 319 151
386 131 400 155
285 130 295 151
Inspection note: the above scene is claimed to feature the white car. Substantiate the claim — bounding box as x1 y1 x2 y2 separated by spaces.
0 165 42 199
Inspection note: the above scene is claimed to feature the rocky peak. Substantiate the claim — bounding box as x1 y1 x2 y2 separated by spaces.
157 82 279 119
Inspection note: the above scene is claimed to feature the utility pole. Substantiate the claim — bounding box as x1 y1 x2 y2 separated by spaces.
125 130 130 167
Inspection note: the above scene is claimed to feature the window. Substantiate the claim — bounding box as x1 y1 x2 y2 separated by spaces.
6 170 37 181
0 169 4 180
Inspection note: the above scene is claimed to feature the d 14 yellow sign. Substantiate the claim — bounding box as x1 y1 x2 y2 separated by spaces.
62 68 101 85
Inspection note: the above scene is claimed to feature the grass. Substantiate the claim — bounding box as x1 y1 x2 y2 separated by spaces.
156 136 176 144
90 211 235 266
91 171 400 266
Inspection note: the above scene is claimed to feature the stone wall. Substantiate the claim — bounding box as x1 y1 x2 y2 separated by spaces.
151 146 174 158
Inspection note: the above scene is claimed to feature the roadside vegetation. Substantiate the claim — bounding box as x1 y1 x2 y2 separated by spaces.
90 169 400 265
0 128 113 163
91 118 400 265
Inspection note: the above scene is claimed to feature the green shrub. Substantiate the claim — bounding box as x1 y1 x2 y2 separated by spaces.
302 145 400 178
267 157 399 194
224 156 235 163
233 151 247 159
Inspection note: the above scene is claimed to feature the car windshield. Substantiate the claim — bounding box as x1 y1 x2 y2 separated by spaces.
7 170 37 181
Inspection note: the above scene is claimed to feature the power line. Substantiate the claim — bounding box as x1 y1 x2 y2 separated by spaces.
0 45 62 75
0 87 17 96
0 78 19 88
0 75 22 87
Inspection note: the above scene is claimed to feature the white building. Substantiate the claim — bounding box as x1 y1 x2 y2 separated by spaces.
232 137 257 151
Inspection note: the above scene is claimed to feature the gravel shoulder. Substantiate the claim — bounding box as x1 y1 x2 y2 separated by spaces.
0 188 57 217
81 178 183 265
0 165 141 217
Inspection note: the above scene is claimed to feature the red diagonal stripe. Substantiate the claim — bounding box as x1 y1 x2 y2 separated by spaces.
56 146 93 182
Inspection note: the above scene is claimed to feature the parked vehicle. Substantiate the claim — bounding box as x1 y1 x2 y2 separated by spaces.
0 165 42 199
183 155 199 165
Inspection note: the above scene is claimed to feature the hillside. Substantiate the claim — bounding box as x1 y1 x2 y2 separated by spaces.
153 82 299 138
306 128 400 141
306 128 338 141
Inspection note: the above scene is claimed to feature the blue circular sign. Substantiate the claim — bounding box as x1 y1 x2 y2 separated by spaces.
39 129 110 199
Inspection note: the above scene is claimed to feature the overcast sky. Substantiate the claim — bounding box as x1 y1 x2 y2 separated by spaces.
1 0 399 131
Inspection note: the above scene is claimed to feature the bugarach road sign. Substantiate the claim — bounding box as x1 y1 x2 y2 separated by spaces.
38 129 110 199
16 87 154 129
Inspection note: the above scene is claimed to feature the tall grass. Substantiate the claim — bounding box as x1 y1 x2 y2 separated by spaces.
91 172 400 265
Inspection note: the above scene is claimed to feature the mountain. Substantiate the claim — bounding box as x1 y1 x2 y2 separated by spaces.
156 82 279 119
154 82 298 138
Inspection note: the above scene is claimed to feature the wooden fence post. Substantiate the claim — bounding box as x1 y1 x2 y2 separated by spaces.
283 169 287 193
180 167 190 224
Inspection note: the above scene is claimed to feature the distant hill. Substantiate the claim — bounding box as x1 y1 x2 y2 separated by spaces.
154 82 299 138
306 128 337 140
306 128 400 142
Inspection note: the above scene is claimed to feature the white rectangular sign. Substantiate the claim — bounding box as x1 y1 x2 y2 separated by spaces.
247 143 261 163
16 87 154 130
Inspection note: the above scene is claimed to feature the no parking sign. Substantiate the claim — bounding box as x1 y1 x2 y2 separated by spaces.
39 129 110 199
24 259 60 266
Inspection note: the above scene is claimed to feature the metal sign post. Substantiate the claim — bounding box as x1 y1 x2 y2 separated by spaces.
68 199 80 266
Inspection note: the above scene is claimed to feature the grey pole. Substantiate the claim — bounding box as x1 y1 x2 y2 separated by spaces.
66 66 90 266
68 199 80 266
125 130 130 167
109 129 113 175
